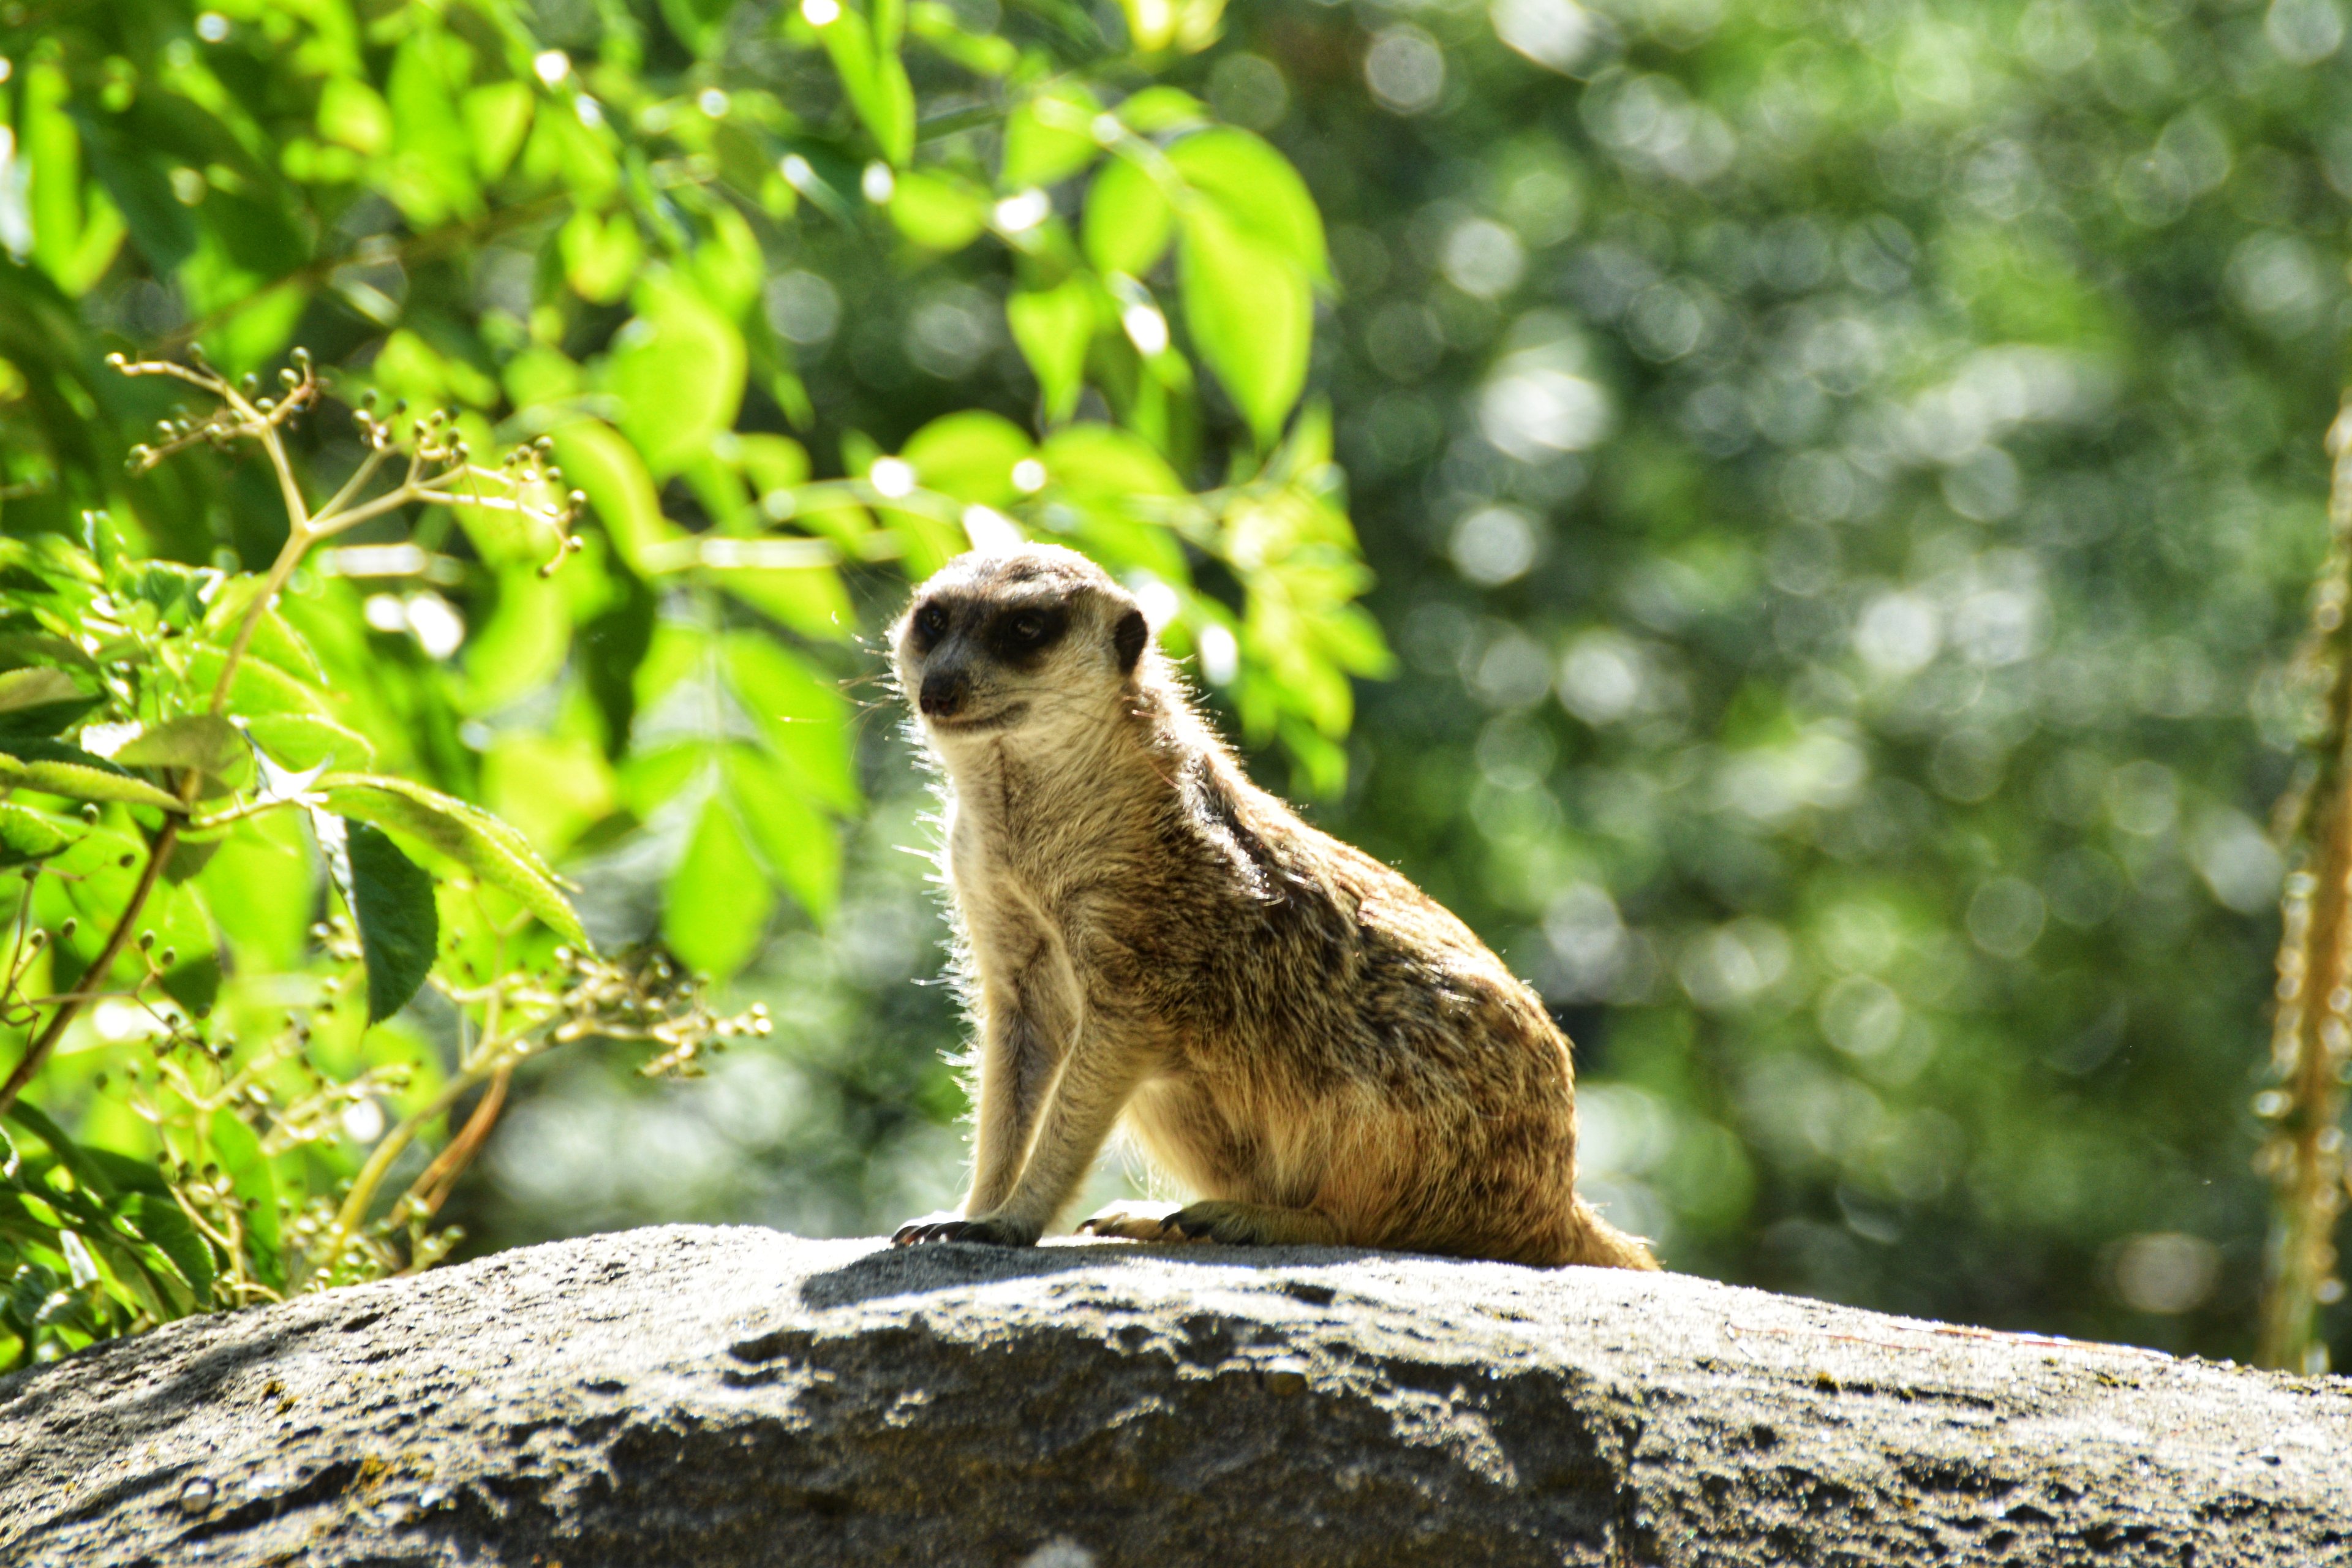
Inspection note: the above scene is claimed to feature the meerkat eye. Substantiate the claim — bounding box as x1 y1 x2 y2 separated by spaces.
989 605 1066 658
913 603 948 644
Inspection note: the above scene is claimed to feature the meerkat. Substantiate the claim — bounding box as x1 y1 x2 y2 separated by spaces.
886 545 1658 1270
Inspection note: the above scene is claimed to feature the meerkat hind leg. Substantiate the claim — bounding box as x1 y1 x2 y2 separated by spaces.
1080 1199 1342 1247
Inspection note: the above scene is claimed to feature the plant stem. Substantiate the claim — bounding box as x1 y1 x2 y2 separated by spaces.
0 819 179 1120
306 1043 516 1287
2257 402 2352 1373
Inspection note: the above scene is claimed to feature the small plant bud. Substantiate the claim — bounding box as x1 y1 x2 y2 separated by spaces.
159 948 177 967
106 352 127 369
58 918 77 938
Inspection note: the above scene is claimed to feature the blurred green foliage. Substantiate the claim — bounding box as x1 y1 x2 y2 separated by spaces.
9 0 2352 1371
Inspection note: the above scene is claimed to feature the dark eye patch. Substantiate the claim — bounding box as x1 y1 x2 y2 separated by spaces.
987 604 1068 661
911 602 949 649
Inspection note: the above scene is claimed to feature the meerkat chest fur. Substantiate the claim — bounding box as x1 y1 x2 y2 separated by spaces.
937 723 1163 1015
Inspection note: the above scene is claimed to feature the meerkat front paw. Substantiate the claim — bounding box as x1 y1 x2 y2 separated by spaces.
1077 1200 1270 1245
1083 1200 1343 1247
1076 1200 1186 1240
891 1213 1041 1247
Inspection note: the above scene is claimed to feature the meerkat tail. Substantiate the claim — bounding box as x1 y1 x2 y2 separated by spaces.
1566 1196 1662 1271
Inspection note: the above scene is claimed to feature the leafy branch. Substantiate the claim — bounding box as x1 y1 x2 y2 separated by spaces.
0 351 586 1123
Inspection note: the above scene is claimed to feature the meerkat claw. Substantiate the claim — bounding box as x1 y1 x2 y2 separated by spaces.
893 1216 1035 1247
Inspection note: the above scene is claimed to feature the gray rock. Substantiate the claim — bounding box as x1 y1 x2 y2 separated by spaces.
1 1225 2345 1566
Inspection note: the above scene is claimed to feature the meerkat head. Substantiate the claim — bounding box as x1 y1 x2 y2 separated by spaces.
889 545 1151 755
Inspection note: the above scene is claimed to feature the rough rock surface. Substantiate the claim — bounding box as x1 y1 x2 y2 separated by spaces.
1 1225 2345 1566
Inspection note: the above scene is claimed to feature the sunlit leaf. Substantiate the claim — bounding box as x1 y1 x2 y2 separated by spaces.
560 208 642 306
321 774 589 948
0 742 184 812
725 745 840 921
902 411 1035 506
115 715 251 791
606 277 747 479
1178 206 1310 446
1084 157 1175 279
1003 83 1104 189
663 794 770 979
889 170 990 252
549 419 679 571
1007 278 1099 424
0 803 81 867
462 81 534 179
1166 129 1329 285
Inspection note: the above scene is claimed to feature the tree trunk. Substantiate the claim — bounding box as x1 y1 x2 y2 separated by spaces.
1 1226 2344 1566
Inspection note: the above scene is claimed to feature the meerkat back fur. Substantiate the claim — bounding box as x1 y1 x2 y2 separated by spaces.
887 545 1657 1270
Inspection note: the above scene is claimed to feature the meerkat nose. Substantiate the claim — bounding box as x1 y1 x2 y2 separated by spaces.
919 669 968 718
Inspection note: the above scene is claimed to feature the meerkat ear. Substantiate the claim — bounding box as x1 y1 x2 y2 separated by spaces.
1113 608 1147 674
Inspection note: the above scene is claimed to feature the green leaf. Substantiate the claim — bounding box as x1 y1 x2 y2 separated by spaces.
888 169 990 252
0 803 81 867
243 713 375 772
607 277 747 480
722 633 861 813
1117 88 1207 134
0 666 96 739
483 733 617 856
154 881 222 1016
115 715 251 791
725 746 840 922
1007 278 1100 424
320 774 590 948
1179 206 1311 447
385 33 482 224
184 646 334 719
815 6 916 166
663 793 771 979
1003 83 1104 189
317 76 392 156
0 742 184 812
1167 129 1329 285
1038 423 1189 499
195 810 312 973
0 633 99 677
463 81 534 180
113 1194 213 1311
4 1102 118 1200
902 411 1035 507
710 567 856 642
549 420 678 571
559 208 642 306
459 567 570 714
1084 157 1175 279
339 819 439 1025
207 1110 280 1288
